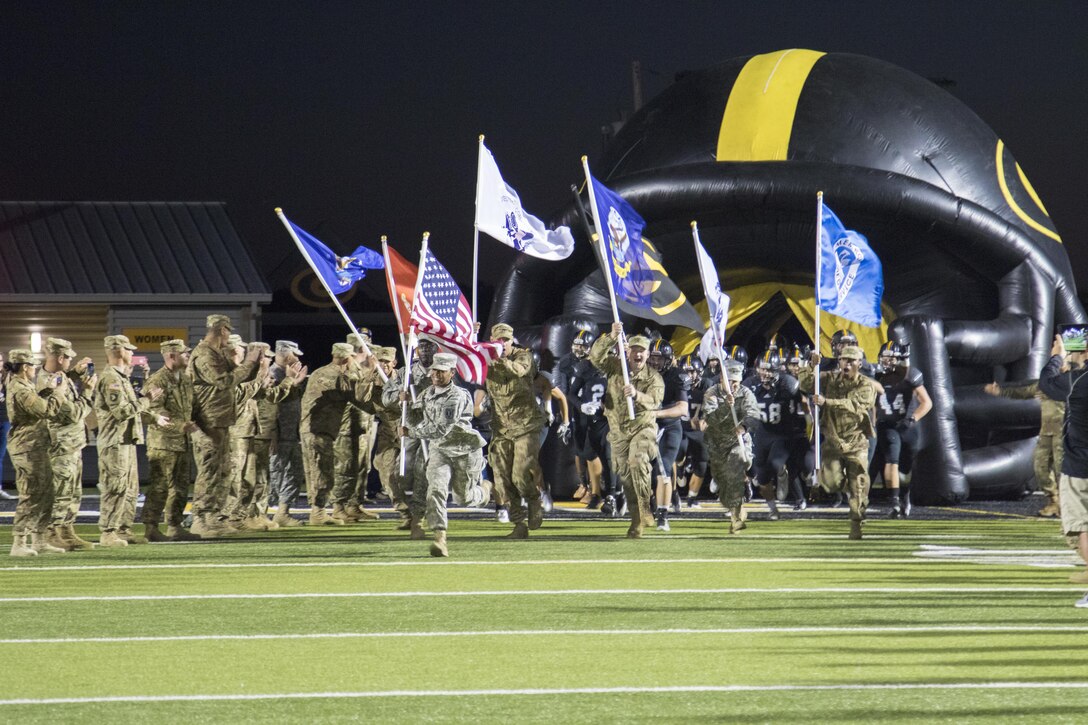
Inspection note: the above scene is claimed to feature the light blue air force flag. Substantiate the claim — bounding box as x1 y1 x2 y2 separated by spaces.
286 217 384 295
817 202 883 327
589 175 654 308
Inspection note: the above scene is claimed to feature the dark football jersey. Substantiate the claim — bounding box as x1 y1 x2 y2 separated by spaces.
570 362 608 421
876 367 923 424
659 367 690 424
682 378 706 433
746 373 805 436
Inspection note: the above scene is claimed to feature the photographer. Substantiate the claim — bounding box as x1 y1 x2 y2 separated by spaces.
1038 329 1088 607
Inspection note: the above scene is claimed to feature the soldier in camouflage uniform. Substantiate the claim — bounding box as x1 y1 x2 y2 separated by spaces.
485 323 547 538
301 342 379 526
331 331 380 523
401 353 490 557
95 335 163 547
380 341 432 530
268 340 306 527
6 349 76 556
702 361 761 534
189 315 260 538
38 338 97 551
588 323 664 538
142 339 200 542
371 346 412 526
799 345 877 540
986 379 1065 518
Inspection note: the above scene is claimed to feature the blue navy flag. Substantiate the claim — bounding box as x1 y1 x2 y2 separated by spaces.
588 175 654 308
286 217 384 294
817 201 883 327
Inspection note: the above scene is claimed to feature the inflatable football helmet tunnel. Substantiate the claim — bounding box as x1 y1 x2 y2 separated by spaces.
491 49 1084 503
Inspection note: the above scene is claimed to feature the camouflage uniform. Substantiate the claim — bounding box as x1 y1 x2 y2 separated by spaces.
799 358 876 533
225 378 269 524
588 333 664 535
256 365 301 517
7 366 72 540
331 390 375 513
299 348 377 516
37 360 94 534
404 370 488 532
189 330 258 525
268 362 305 510
94 361 147 536
372 350 412 522
703 380 761 517
486 332 547 531
999 381 1065 513
142 363 194 529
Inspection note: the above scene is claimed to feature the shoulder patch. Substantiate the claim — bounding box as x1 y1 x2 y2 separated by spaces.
109 382 122 391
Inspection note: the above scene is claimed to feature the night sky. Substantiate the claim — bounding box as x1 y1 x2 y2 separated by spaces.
5 0 1087 324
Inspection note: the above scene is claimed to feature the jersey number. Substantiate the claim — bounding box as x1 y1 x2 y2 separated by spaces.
758 402 782 424
879 393 906 416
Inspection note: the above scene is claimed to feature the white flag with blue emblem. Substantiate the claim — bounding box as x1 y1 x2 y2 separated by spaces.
476 141 575 260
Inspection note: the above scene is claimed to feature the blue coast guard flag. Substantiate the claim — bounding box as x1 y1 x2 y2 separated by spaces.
817 201 883 327
588 175 654 308
286 217 384 294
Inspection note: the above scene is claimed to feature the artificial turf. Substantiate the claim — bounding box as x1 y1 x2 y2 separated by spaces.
1 513 1085 723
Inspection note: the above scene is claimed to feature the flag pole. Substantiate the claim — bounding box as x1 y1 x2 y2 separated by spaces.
581 156 635 420
812 192 824 476
275 208 388 383
397 232 433 475
471 135 484 336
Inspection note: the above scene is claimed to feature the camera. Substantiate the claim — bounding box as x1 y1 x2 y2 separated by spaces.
86 362 95 377
1059 324 1087 353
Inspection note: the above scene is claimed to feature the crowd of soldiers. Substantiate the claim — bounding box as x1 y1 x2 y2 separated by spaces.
1 310 967 558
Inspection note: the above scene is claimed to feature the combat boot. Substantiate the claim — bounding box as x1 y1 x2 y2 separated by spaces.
31 532 66 554
729 505 747 534
1069 569 1088 584
627 503 644 539
310 506 343 526
9 534 37 557
240 516 268 532
346 503 379 521
1038 495 1061 518
273 503 302 527
45 526 74 551
61 525 95 550
330 504 354 524
396 515 412 531
506 522 529 539
410 519 426 540
264 517 280 531
118 527 145 545
145 524 170 543
166 525 202 542
98 531 129 548
849 520 863 540
430 530 449 557
527 498 544 530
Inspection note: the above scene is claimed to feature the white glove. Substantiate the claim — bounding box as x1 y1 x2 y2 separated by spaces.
580 401 601 416
557 422 572 445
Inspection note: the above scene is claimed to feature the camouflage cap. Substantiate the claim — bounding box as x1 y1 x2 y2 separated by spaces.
7 349 37 364
275 340 303 357
725 361 745 381
160 339 191 354
429 352 458 372
45 337 76 357
104 334 137 351
374 346 396 363
206 314 233 330
490 323 515 341
346 333 370 351
626 335 651 350
248 342 272 358
227 334 246 349
838 345 864 361
331 342 356 358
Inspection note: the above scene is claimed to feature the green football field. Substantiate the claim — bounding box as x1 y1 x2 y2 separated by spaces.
2 508 1087 723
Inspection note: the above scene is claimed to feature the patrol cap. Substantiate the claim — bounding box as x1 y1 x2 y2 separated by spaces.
374 346 396 363
45 337 76 357
248 342 272 358
331 342 355 358
346 333 370 351
725 362 745 381
104 334 137 351
276 340 303 357
626 335 651 350
429 352 458 372
7 349 37 365
227 334 246 349
838 345 864 361
206 314 233 330
160 339 191 354
490 323 515 341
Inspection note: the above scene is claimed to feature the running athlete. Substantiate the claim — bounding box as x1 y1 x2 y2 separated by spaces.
569 350 620 516
875 341 932 517
677 355 710 508
745 351 806 520
648 340 689 531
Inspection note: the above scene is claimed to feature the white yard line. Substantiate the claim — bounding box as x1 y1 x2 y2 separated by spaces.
1 586 1081 604
4 624 1088 645
3 681 1088 706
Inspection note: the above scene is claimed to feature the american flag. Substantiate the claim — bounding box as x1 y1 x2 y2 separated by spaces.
410 248 503 384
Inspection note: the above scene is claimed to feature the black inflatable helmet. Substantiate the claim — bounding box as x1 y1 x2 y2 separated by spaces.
490 50 1085 502
726 345 748 366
